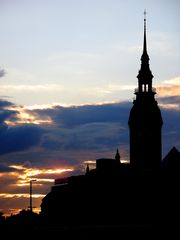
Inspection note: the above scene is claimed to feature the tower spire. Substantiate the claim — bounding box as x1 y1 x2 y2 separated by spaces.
141 10 149 61
128 11 163 170
136 10 153 94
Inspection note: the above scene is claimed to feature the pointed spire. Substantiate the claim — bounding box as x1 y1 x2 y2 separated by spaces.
141 10 149 62
136 11 154 94
115 149 120 163
86 164 90 175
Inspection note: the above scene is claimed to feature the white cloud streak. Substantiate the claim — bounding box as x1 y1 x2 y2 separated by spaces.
1 84 64 92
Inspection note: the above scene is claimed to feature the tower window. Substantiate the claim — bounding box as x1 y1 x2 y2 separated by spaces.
142 84 148 92
142 85 144 92
142 84 146 92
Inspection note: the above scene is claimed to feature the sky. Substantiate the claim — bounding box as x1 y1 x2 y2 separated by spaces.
0 0 180 216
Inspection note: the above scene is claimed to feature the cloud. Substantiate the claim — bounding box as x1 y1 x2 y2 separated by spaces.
51 102 130 127
0 100 45 155
0 124 44 155
159 96 180 110
0 99 18 125
0 109 17 124
41 122 127 153
163 77 180 85
2 99 178 156
0 164 14 173
27 100 180 162
0 99 15 108
158 86 180 98
157 77 180 97
36 100 180 155
0 162 74 215
5 106 53 126
1 84 64 92
156 77 180 110
1 99 179 158
0 100 132 172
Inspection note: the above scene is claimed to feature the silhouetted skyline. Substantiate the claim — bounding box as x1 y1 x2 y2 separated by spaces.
40 15 180 232
0 2 180 217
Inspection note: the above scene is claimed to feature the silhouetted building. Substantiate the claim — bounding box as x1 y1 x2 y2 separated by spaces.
128 13 163 170
41 152 129 226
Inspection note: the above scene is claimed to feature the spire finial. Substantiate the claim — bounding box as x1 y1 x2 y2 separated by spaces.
143 10 147 53
144 9 146 21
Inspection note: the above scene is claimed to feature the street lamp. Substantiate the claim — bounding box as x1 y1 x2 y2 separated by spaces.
29 179 36 212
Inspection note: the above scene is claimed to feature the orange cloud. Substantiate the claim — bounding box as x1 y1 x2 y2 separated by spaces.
156 77 180 110
0 193 45 198
9 165 74 186
157 77 180 97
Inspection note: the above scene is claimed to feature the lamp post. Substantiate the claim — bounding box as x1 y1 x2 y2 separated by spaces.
29 179 36 212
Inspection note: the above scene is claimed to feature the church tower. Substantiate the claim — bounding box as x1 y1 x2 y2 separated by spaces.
128 12 163 169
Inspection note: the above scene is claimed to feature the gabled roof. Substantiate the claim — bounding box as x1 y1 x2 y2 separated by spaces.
162 147 180 168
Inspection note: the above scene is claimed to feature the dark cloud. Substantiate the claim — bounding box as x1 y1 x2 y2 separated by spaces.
0 110 17 124
0 99 14 108
0 124 44 155
0 99 18 124
34 102 130 128
37 100 180 159
159 95 180 104
0 164 14 173
54 102 130 127
0 99 44 155
41 122 127 151
37 103 130 158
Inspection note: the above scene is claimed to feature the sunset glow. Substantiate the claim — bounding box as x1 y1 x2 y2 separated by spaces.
0 165 74 190
0 164 74 216
0 193 45 198
25 103 61 110
157 77 180 97
9 165 74 185
4 106 53 126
